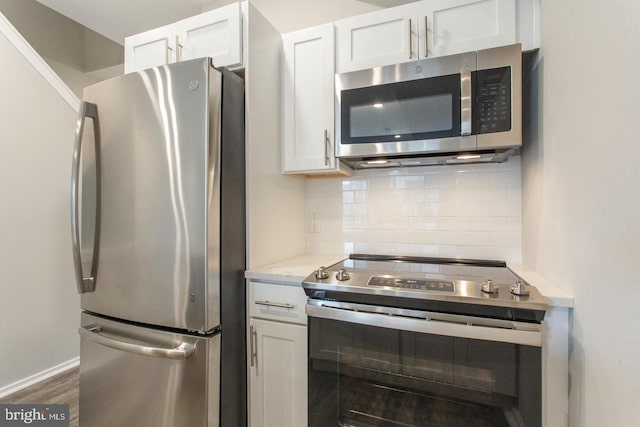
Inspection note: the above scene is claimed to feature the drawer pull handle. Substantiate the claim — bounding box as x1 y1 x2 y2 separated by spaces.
255 300 295 309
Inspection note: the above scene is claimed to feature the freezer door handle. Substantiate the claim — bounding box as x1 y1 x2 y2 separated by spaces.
71 101 102 294
79 325 196 360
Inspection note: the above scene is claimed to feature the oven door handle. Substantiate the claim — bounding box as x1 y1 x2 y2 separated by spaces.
306 301 542 347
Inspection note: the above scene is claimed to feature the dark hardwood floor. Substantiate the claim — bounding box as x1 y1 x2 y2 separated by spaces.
0 367 79 427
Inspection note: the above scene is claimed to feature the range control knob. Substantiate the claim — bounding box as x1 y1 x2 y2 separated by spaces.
480 279 499 294
315 266 329 280
336 268 351 281
510 281 530 296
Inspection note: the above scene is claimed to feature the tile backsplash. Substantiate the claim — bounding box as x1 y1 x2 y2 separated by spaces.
306 156 522 262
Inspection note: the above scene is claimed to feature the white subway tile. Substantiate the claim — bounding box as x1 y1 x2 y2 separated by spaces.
410 188 441 202
424 231 457 245
473 188 508 202
439 245 475 258
342 179 368 191
455 231 491 246
343 230 368 242
306 160 522 259
473 247 508 260
490 200 521 217
507 217 522 231
371 203 401 216
424 174 457 188
368 176 395 190
342 191 354 204
423 202 457 217
369 230 427 244
456 201 491 217
369 216 409 230
395 175 425 189
506 248 523 263
490 171 521 187
353 217 368 229
408 244 440 256
490 231 522 248
471 217 508 232
456 172 491 188
508 186 522 201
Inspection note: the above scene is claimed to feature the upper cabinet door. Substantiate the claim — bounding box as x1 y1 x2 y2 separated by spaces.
124 23 176 74
176 3 242 69
282 24 351 175
336 3 419 74
421 0 516 58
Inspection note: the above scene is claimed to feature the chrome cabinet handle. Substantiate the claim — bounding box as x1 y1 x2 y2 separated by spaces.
249 325 257 367
324 130 330 166
460 70 472 136
79 325 196 360
255 300 295 309
408 18 413 59
71 101 101 294
166 39 172 64
424 16 429 58
175 35 182 62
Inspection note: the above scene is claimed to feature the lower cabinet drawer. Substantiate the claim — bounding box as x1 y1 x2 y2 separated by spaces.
249 281 308 325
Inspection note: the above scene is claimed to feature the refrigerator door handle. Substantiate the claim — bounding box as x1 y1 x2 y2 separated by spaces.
79 325 196 360
71 101 102 294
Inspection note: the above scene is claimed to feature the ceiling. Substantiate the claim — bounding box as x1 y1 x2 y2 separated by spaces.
35 0 413 45
35 0 211 44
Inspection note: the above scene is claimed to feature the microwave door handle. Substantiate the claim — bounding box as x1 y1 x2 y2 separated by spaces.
460 70 472 136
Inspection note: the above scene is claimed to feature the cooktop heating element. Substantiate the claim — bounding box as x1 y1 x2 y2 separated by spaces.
302 254 548 322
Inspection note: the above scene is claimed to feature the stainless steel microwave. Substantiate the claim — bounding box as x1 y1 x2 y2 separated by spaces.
335 44 522 168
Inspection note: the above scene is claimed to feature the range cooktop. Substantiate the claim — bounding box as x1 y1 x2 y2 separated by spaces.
302 254 548 322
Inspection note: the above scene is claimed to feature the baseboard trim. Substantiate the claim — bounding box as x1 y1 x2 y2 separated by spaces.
0 11 80 111
0 358 80 399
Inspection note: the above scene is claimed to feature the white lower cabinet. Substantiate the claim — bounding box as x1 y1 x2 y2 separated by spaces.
248 280 308 427
249 318 307 427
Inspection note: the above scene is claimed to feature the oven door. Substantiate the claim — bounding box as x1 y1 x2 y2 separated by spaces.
307 301 542 427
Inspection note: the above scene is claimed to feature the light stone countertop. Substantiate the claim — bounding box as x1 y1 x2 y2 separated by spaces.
507 263 574 308
245 253 574 308
244 253 345 285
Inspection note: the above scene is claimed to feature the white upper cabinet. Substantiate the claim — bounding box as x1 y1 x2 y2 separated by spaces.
336 0 519 73
176 4 242 68
336 3 418 74
423 0 515 58
124 23 176 74
124 2 243 74
281 24 352 176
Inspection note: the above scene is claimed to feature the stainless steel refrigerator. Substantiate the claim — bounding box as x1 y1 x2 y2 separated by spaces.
71 58 246 427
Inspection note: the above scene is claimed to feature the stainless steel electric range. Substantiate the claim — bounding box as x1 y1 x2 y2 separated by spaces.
303 254 548 427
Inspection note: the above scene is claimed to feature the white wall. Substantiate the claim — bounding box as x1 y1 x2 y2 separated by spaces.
307 158 523 260
0 0 123 97
522 0 640 425
0 31 79 391
245 4 307 268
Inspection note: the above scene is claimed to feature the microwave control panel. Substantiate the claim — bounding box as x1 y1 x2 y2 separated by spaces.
474 67 511 134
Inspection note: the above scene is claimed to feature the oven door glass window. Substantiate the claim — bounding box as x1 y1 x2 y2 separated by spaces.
340 74 461 144
308 317 541 427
